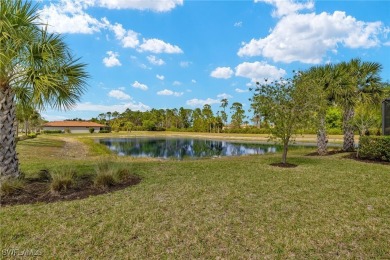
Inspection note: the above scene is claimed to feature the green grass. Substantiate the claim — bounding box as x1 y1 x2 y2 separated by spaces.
1 134 389 258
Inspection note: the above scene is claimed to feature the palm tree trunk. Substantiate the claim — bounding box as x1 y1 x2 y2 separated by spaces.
343 107 355 152
317 115 328 155
0 87 19 180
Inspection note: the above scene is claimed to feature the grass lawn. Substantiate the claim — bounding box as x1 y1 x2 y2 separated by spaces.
1 134 389 258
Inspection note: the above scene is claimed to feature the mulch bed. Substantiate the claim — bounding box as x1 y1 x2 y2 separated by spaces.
1 175 141 207
306 150 390 165
270 162 298 168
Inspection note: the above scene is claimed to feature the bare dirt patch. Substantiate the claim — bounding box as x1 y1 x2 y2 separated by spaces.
59 137 88 158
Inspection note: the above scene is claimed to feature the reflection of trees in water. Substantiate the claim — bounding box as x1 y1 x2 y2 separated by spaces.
99 138 282 159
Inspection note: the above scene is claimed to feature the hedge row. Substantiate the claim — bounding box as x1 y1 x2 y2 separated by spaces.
358 136 390 162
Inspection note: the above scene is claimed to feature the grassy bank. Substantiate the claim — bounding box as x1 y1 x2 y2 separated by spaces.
1 135 389 258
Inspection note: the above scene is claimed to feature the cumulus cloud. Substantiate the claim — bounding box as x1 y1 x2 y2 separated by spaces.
147 55 165 66
74 101 150 112
186 98 220 107
255 0 314 18
235 88 249 93
132 81 149 91
210 67 234 79
191 79 197 83
39 0 103 34
108 89 132 100
238 1 386 64
157 89 184 97
110 23 139 48
98 0 183 12
235 61 286 82
138 38 183 54
217 93 233 99
103 51 122 67
156 74 165 80
173 81 182 86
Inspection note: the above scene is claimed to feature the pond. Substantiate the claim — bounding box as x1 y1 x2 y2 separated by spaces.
98 137 285 159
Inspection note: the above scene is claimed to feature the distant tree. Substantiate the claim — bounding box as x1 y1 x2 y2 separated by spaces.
251 77 316 164
230 102 245 128
220 98 229 126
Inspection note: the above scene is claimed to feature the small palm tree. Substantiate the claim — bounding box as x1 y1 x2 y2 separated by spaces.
332 59 382 151
0 0 88 179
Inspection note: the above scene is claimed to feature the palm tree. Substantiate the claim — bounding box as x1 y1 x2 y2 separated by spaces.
0 0 88 179
300 64 341 155
332 59 382 151
220 98 229 126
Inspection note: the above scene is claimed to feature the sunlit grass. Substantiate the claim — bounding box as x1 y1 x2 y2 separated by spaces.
2 134 388 258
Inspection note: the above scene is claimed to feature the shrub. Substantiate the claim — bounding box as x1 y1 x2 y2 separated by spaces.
27 133 37 138
0 179 25 196
64 128 71 134
94 171 116 188
38 169 52 181
114 168 131 182
89 127 95 133
99 129 110 133
50 169 76 193
358 136 390 161
43 130 63 134
94 159 117 188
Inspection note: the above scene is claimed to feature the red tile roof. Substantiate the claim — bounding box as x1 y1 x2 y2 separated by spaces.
43 121 105 127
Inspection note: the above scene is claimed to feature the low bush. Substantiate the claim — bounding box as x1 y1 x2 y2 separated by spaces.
358 136 390 161
0 178 25 196
43 130 63 134
38 169 52 181
99 129 110 133
89 127 95 133
94 171 116 188
50 169 76 193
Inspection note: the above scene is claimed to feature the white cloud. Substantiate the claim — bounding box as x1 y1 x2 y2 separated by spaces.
180 61 191 67
210 67 234 79
235 88 249 93
108 89 132 100
255 0 314 18
173 81 182 86
217 93 233 99
110 23 139 48
191 79 197 83
132 81 149 91
138 38 183 54
235 61 286 82
234 21 243 27
157 89 184 97
186 98 220 107
238 2 385 64
156 74 165 80
147 55 165 66
98 0 183 12
74 101 150 112
103 51 122 67
39 0 103 34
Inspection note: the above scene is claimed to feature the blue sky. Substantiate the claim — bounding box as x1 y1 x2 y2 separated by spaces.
36 0 390 121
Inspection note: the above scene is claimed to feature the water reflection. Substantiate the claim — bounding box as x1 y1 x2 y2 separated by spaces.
98 137 282 159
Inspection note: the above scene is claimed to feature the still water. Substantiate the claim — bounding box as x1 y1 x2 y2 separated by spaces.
98 137 283 159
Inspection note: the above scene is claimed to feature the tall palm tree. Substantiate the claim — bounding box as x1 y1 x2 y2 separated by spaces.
332 59 382 151
0 0 88 179
300 64 342 155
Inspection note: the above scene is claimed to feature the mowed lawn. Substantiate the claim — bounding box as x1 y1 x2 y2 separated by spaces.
1 135 389 259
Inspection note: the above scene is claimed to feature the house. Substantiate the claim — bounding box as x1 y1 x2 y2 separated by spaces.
42 121 106 133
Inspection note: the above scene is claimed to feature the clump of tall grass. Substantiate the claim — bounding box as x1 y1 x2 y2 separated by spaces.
0 178 25 196
50 169 76 193
94 159 116 188
94 159 133 188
